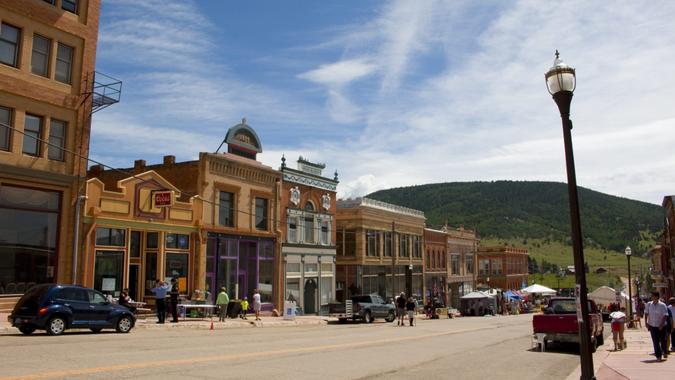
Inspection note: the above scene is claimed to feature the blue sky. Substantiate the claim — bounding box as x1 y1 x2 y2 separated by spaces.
92 0 675 205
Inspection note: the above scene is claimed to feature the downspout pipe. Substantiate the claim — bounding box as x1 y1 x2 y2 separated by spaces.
72 194 87 284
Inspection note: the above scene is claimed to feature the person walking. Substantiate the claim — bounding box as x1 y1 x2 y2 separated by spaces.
169 278 180 323
609 307 627 351
216 287 230 322
667 297 674 354
150 279 171 324
406 297 417 326
240 297 249 319
396 292 406 326
645 291 669 361
253 289 262 321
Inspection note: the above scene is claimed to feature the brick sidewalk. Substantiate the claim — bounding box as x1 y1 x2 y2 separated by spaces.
566 326 674 380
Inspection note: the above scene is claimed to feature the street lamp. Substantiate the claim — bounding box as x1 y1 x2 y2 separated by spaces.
546 51 595 380
625 246 633 327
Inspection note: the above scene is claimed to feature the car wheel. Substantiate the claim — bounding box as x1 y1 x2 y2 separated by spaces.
116 316 133 333
46 316 66 336
90 328 102 333
364 311 373 324
338 318 347 324
385 311 395 323
19 326 36 335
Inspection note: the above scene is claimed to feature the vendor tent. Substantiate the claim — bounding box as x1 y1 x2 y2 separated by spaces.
588 286 628 305
521 284 557 295
504 290 522 300
461 291 491 299
460 291 496 316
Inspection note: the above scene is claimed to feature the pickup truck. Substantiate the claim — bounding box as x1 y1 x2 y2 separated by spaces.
532 297 604 352
329 294 396 323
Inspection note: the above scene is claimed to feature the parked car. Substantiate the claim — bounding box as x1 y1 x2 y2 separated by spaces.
329 294 396 323
532 297 604 352
8 284 136 336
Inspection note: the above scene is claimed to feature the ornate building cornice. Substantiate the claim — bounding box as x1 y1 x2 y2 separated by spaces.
282 170 337 192
337 197 425 219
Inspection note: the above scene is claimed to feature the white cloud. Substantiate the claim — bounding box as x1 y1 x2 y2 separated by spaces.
298 59 377 86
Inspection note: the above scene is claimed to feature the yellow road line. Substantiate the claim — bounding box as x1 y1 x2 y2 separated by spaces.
0 326 491 380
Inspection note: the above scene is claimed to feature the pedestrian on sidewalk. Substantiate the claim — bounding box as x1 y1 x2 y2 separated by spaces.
169 278 179 323
406 297 416 327
645 291 669 361
240 297 249 319
216 287 230 322
609 307 627 351
150 279 171 324
253 289 262 321
667 297 674 353
396 292 406 326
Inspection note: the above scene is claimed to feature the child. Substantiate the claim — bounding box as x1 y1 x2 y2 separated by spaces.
240 297 249 319
406 297 416 326
609 307 627 350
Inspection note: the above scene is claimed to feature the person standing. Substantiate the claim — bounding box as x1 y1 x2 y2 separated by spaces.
667 297 675 354
252 289 262 321
396 292 406 326
150 279 171 324
169 278 180 323
645 291 669 361
216 287 230 322
240 297 249 319
406 297 417 327
609 307 627 351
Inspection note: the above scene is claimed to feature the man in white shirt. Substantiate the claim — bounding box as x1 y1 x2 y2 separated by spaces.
645 291 669 361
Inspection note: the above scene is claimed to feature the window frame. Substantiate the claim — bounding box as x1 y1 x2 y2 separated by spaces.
95 227 126 247
31 34 51 77
48 118 66 161
0 23 21 68
0 105 12 151
218 191 235 227
287 216 297 243
22 114 43 157
55 43 73 84
61 0 78 14
254 197 268 231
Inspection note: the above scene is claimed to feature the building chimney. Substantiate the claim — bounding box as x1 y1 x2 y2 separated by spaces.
163 155 176 165
89 164 104 177
134 159 146 173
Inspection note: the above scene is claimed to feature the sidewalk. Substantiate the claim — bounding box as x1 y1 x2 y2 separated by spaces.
565 327 674 380
0 311 331 334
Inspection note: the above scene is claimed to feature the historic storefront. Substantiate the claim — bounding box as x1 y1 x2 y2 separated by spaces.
424 228 447 306
447 227 478 308
336 198 425 303
280 156 338 315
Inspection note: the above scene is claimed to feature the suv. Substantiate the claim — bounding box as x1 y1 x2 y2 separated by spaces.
9 284 136 336
329 294 396 323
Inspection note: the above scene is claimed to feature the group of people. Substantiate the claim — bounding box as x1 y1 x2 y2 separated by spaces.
149 278 180 324
394 292 417 326
215 287 262 322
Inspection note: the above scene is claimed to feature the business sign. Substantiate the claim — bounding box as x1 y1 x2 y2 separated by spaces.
152 190 174 208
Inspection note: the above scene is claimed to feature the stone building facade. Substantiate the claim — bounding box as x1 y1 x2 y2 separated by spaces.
335 198 425 302
0 0 100 298
476 246 529 290
279 156 338 315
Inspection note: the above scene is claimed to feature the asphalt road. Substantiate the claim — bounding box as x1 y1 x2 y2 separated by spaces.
0 314 585 380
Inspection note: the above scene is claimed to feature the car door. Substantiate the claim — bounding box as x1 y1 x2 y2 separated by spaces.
87 290 115 327
371 295 385 317
53 287 93 326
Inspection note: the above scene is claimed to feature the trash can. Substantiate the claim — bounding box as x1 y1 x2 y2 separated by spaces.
284 301 297 320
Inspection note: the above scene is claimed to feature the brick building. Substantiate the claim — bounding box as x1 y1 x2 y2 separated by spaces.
279 156 338 315
423 228 447 306
446 226 478 308
0 0 101 300
656 196 675 300
476 246 529 290
335 198 425 302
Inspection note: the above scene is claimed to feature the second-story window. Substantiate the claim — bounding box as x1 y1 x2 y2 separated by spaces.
451 254 460 275
303 215 314 243
0 106 11 151
0 23 20 67
466 253 474 274
366 230 378 257
320 220 329 245
31 35 51 77
255 197 268 231
218 191 234 227
55 43 73 84
399 234 409 258
23 114 42 156
48 119 65 161
62 0 78 14
287 216 297 242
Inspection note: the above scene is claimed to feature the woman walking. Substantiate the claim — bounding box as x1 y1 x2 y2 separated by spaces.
253 289 262 321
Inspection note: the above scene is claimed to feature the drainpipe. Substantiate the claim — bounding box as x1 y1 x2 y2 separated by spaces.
72 194 87 284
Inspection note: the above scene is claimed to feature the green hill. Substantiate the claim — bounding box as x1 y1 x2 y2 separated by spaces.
368 181 663 254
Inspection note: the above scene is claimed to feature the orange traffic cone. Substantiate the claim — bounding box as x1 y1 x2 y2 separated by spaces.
210 317 214 330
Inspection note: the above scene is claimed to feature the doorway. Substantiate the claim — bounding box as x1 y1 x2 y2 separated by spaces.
128 265 139 301
304 278 317 314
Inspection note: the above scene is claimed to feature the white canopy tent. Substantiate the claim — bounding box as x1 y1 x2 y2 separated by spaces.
460 291 492 300
588 286 629 310
520 284 557 296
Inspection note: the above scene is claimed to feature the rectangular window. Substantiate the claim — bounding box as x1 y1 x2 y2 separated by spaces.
286 262 300 273
218 191 234 227
321 276 332 305
320 220 329 245
384 232 392 257
451 255 460 275
303 216 314 243
48 119 66 161
95 227 126 247
165 253 188 294
130 231 141 258
165 233 189 250
62 0 78 13
31 35 50 77
255 197 268 230
0 106 11 151
412 236 422 257
479 259 489 276
144 252 157 296
466 253 474 274
23 114 42 156
146 232 158 249
366 230 379 257
0 23 20 67
399 234 409 258
55 43 73 84
287 217 297 242
344 229 356 256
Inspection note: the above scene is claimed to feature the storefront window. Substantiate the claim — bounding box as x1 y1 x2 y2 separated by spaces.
95 227 125 246
146 232 158 249
259 259 273 303
165 233 189 249
0 186 60 293
286 278 300 302
165 253 188 294
94 250 124 296
144 252 157 296
321 276 332 305
130 231 141 258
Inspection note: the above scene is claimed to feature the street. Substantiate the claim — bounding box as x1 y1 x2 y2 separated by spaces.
0 314 583 380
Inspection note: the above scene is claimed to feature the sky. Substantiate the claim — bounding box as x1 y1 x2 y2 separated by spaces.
92 0 675 205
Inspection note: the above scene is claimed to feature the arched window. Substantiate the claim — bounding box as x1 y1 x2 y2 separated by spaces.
304 202 315 212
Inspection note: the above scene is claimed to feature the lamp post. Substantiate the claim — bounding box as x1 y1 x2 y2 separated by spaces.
625 246 633 326
545 51 595 380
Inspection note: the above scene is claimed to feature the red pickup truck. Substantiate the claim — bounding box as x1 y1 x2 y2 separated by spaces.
532 297 604 352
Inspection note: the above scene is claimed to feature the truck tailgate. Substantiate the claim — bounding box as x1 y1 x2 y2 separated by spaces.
533 314 578 335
